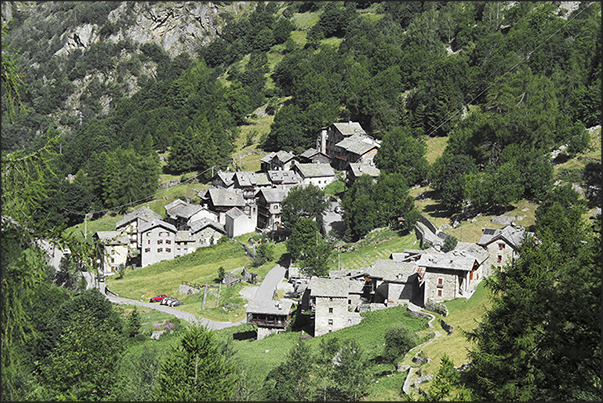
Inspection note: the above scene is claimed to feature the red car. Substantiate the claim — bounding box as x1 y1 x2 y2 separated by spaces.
149 294 167 303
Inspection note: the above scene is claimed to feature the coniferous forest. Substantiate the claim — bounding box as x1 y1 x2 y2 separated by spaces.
1 1 601 401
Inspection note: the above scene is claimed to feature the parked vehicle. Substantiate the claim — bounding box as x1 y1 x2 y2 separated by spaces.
160 296 174 306
169 298 183 307
150 294 166 302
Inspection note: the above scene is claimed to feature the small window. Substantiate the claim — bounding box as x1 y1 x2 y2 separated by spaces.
145 248 150 253
497 255 502 263
329 297 333 302
166 240 171 244
111 250 115 255
328 319 333 325
157 248 163 253
348 299 351 305
499 244 505 250
166 233 170 237
148 240 151 244
146 233 150 237
348 318 352 325
437 289 442 297
158 232 162 237
157 240 163 244
166 248 171 253
329 307 333 314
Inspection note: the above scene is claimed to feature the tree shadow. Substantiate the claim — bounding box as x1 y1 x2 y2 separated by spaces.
233 330 257 341
421 202 455 219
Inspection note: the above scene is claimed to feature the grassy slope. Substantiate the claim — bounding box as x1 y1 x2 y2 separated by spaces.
215 305 431 401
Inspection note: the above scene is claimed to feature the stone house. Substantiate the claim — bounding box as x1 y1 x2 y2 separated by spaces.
297 147 330 165
345 162 381 186
233 171 271 201
115 205 162 253
260 150 296 172
412 248 488 304
164 198 189 216
331 133 380 170
165 202 215 231
302 277 363 337
317 121 367 158
138 219 177 268
256 188 290 230
201 188 246 225
360 259 424 306
189 217 226 247
225 206 257 238
212 170 235 189
246 299 295 340
477 225 532 276
94 231 130 275
267 170 300 188
293 163 336 190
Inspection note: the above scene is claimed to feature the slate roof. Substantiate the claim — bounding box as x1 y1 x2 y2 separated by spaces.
175 230 194 242
164 199 189 213
246 299 294 315
95 231 129 245
170 203 204 219
336 134 380 156
309 277 350 298
138 219 177 234
233 172 271 187
413 250 481 272
116 206 162 229
215 171 235 187
365 259 418 282
259 188 290 203
274 150 296 163
260 152 276 163
455 242 490 264
333 122 366 136
189 218 225 234
294 163 335 178
207 188 245 207
477 226 530 249
300 148 319 159
347 163 381 178
226 207 246 219
267 170 299 184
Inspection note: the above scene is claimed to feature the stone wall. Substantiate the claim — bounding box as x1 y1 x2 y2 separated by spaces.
424 269 458 303
314 296 361 337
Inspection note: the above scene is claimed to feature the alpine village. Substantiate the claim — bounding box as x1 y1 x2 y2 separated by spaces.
1 1 600 401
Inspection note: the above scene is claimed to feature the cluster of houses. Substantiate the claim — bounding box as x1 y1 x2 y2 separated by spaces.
247 223 533 338
95 122 381 274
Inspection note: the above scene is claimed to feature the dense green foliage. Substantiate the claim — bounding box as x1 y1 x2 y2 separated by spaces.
462 202 601 400
263 337 372 401
281 184 328 229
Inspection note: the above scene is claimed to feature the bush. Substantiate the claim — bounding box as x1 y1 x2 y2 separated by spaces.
383 323 418 364
441 235 458 252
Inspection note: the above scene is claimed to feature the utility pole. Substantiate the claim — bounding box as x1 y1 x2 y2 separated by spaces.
216 282 221 307
202 283 208 309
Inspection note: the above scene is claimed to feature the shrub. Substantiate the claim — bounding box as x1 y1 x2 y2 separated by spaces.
441 235 458 252
383 323 418 364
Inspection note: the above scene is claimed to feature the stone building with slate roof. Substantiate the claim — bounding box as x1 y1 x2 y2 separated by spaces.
260 150 296 171
412 248 488 304
138 219 177 268
317 121 367 158
331 133 380 170
345 162 381 185
267 170 300 188
115 206 162 251
361 259 423 305
212 170 235 189
165 202 213 231
298 147 330 164
202 188 246 224
302 277 363 337
256 188 290 230
292 163 336 190
246 299 295 340
477 225 533 274
189 217 225 247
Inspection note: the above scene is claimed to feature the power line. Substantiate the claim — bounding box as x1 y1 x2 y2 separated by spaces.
423 2 595 138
